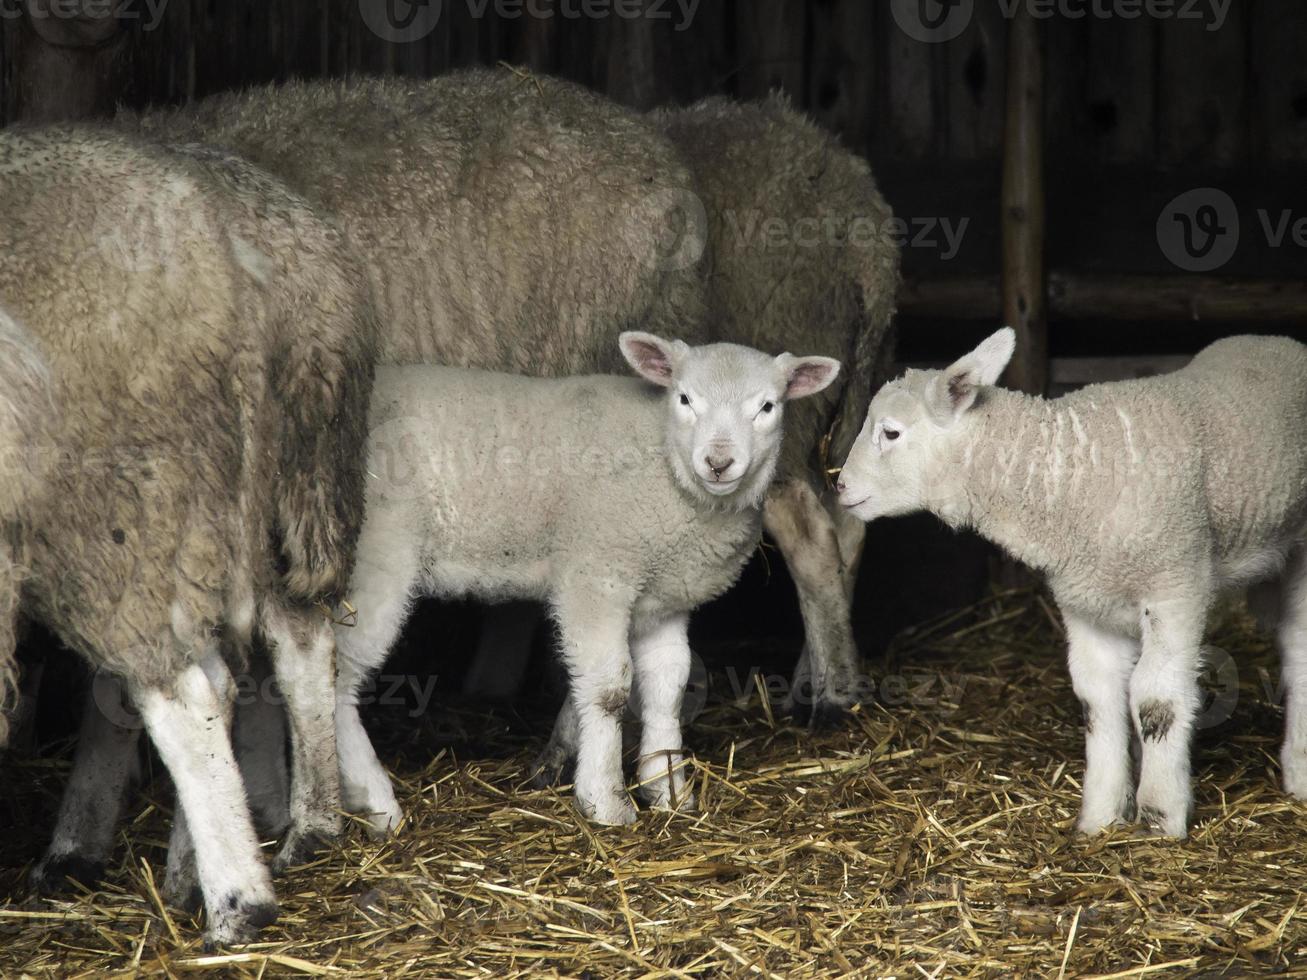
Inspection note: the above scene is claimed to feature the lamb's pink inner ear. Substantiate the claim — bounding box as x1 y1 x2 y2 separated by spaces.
785 360 839 400
623 339 674 386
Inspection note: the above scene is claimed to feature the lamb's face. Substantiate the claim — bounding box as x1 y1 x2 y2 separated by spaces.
839 327 1016 523
838 373 940 521
619 333 840 507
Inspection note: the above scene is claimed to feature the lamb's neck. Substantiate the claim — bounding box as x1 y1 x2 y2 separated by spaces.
932 388 1086 578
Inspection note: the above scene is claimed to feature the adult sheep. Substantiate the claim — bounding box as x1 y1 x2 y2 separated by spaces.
0 126 376 944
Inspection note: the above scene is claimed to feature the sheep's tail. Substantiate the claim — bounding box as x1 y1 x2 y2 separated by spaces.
0 309 54 747
273 301 378 604
826 249 901 472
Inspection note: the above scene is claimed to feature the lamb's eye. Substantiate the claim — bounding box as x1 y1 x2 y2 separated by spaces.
761 402 774 414
883 428 901 442
679 393 691 407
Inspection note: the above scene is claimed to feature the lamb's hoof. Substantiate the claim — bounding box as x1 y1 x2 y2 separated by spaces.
203 894 280 950
529 748 575 790
1134 803 1189 839
272 830 333 873
808 699 857 731
163 860 202 913
31 853 105 895
577 792 638 827
639 785 698 814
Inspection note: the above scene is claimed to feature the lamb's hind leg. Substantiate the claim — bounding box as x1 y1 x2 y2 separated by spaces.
1130 598 1206 838
261 601 342 870
32 673 141 893
764 479 865 728
131 648 277 947
1277 548 1307 797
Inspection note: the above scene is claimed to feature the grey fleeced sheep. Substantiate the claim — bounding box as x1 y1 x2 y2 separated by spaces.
0 126 376 943
124 68 709 373
337 335 839 828
837 329 1307 838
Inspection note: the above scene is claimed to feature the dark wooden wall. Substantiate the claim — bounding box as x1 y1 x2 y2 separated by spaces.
5 1 1305 172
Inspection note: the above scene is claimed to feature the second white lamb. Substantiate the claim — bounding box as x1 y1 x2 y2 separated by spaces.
339 333 839 828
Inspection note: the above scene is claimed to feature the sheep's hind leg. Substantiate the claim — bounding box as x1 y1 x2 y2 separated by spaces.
32 673 141 894
131 652 277 947
1130 599 1205 838
552 588 637 826
1277 548 1307 798
632 614 696 812
1064 612 1138 833
261 601 342 870
764 479 867 728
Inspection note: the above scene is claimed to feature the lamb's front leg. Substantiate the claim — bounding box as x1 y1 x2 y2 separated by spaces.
1064 612 1137 833
553 588 636 826
632 613 695 812
1130 598 1205 837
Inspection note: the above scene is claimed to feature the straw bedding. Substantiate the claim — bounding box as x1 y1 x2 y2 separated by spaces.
2 588 1305 977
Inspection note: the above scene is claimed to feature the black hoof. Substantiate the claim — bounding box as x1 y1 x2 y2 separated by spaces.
809 699 856 732
203 898 280 950
273 832 331 873
31 854 105 895
529 755 575 790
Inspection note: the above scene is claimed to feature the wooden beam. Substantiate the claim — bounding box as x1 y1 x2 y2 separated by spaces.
1000 8 1047 394
898 273 1307 325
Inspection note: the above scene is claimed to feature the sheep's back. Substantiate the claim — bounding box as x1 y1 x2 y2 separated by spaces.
129 70 708 377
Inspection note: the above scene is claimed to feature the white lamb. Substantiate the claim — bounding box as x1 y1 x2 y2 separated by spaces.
339 334 839 828
836 329 1307 837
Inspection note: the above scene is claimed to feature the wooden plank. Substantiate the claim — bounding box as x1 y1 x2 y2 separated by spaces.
807 0 877 156
1250 0 1307 166
898 273 1307 325
1158 2 1248 168
1085 14 1156 165
1000 8 1047 395
734 0 805 100
1040 8 1088 172
509 0 560 74
882 2 942 161
945 0 1007 161
598 2 662 109
660 0 729 104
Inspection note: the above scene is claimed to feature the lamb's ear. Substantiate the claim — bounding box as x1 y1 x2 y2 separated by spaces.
927 327 1015 422
777 354 841 401
619 332 686 388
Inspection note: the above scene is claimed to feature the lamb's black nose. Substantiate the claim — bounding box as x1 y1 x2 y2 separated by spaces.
706 455 735 479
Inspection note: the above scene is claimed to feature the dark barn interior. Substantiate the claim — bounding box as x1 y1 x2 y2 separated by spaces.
2 1 1307 975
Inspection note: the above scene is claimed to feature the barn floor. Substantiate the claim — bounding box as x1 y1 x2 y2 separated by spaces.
2 590 1306 978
